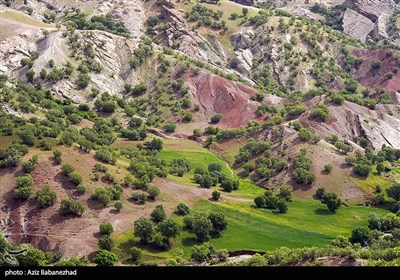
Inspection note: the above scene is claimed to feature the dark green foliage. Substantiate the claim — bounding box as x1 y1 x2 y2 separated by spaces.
162 122 176 133
59 199 84 216
310 104 329 122
130 247 142 263
22 155 38 173
208 212 227 234
13 174 34 201
151 205 166 223
147 185 160 200
321 192 341 213
17 244 47 266
211 114 222 123
387 183 400 201
324 164 333 173
158 219 180 239
276 199 288 214
131 191 147 204
316 187 326 200
146 16 159 27
191 242 215 263
278 185 293 201
92 188 113 206
98 235 114 251
177 203 190 215
93 250 119 266
212 190 221 201
66 12 130 37
61 163 75 176
192 214 213 242
95 148 117 164
145 138 163 151
36 185 57 208
99 222 113 235
134 217 155 244
350 226 371 245
292 149 316 184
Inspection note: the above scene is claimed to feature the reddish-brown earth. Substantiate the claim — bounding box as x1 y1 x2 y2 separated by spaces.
352 48 400 94
184 70 261 129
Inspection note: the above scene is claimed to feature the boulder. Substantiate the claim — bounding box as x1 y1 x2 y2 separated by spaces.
342 8 374 42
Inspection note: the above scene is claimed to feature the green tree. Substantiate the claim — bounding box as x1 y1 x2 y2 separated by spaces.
321 192 341 213
191 242 214 263
315 187 326 200
387 183 400 201
147 185 160 200
212 190 221 201
158 219 180 239
134 217 155 244
36 185 57 208
151 205 166 223
18 245 47 266
59 199 84 216
99 222 113 235
93 250 119 266
176 203 190 215
193 214 213 242
98 235 114 251
278 184 292 201
130 247 142 263
349 226 371 245
242 7 249 16
114 201 123 211
208 212 227 234
276 199 288 214
324 163 333 173
211 114 222 123
146 16 159 27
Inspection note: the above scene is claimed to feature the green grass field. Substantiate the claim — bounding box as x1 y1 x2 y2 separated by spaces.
113 197 388 262
1 10 54 28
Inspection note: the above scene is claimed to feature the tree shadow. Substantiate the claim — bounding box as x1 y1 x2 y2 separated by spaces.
109 209 119 214
86 198 105 210
181 237 200 247
92 232 101 239
314 208 334 215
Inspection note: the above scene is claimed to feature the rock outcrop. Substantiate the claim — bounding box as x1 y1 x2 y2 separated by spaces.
342 8 375 42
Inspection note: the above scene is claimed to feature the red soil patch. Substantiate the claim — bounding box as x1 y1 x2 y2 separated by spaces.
352 48 400 93
184 70 261 129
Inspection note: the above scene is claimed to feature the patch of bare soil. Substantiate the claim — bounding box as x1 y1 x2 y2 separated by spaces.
182 70 283 131
352 48 400 93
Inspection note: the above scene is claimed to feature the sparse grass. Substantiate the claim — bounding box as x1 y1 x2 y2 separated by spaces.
1 10 54 28
354 166 392 194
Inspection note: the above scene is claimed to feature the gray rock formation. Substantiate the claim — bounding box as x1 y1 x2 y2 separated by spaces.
373 13 390 39
351 0 396 21
342 8 374 42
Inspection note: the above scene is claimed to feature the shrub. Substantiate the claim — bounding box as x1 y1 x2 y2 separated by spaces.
310 104 329 122
98 235 114 251
114 201 123 211
147 185 160 200
59 199 84 216
324 164 333 173
150 205 166 223
99 222 113 235
211 114 222 123
93 250 119 266
36 185 57 208
177 203 190 215
132 191 147 204
276 199 288 214
212 190 221 201
130 247 142 263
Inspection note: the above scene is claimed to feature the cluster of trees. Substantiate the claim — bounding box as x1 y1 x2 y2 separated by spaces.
129 37 154 69
310 104 329 122
134 206 181 250
191 242 228 264
291 149 316 184
185 4 226 30
193 163 239 192
169 158 191 177
183 212 227 242
66 11 130 37
0 142 29 169
254 186 292 214
91 184 123 206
